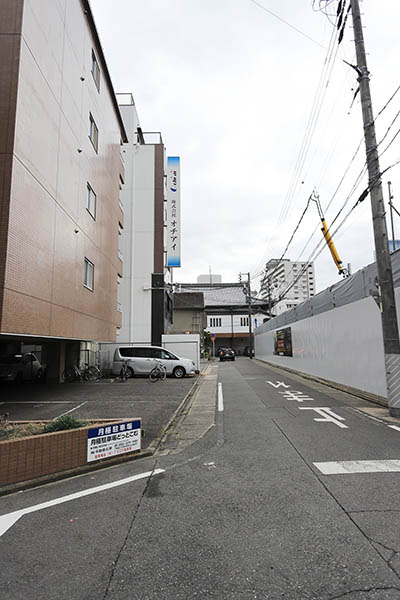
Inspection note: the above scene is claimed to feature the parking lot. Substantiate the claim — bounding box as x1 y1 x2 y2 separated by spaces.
0 375 200 450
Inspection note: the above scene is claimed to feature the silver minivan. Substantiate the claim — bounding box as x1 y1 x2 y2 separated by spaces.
112 346 196 378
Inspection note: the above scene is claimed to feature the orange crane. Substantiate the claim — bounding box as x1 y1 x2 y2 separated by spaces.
311 192 348 278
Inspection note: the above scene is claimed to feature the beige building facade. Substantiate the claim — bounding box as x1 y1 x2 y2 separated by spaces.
0 0 127 377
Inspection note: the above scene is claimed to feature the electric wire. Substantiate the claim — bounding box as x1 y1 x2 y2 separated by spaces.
248 0 326 49
251 20 339 278
257 81 400 288
277 155 400 304
257 193 315 286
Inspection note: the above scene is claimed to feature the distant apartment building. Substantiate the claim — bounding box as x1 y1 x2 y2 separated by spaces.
113 94 173 347
0 0 127 379
261 259 316 315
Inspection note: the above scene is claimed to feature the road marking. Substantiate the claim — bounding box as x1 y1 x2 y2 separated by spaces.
266 381 290 389
314 460 400 475
299 407 348 428
279 390 313 402
0 468 165 538
53 401 87 420
218 382 224 411
388 425 400 432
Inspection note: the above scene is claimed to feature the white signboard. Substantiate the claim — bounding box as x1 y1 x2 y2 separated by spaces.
166 156 181 267
87 420 141 462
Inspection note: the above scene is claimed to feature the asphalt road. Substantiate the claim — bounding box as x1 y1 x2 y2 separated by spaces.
2 358 400 599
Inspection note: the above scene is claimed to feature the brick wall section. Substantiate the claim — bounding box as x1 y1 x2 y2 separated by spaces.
0 423 138 486
0 0 23 323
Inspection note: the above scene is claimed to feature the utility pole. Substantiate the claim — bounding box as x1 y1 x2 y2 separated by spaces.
388 182 395 252
247 272 253 359
240 272 254 358
351 0 400 416
268 276 272 320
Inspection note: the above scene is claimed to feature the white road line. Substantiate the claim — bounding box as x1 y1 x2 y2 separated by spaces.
53 401 88 420
388 425 400 432
218 382 224 412
0 468 165 538
314 460 400 475
299 407 348 428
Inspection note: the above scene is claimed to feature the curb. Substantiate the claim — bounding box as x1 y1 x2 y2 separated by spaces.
254 358 388 408
148 368 210 454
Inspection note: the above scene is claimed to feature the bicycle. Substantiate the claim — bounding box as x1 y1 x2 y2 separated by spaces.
119 360 129 382
149 359 167 383
63 364 101 382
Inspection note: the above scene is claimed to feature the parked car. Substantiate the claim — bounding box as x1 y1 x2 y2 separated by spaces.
219 348 235 362
112 346 196 378
0 353 44 383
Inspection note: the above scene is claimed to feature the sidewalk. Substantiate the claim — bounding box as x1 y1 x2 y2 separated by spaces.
158 363 219 454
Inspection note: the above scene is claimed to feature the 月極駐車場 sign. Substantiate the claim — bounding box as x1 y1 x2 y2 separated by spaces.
87 420 141 462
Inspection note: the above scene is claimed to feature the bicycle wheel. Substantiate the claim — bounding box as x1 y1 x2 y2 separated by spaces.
119 366 128 381
63 367 76 383
84 366 100 381
160 367 167 381
149 368 160 383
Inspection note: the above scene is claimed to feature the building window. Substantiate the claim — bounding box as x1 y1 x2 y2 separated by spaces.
91 50 100 91
209 317 221 327
89 113 98 152
86 183 96 219
240 317 249 326
84 258 94 291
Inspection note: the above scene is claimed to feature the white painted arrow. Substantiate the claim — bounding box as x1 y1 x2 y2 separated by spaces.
0 468 165 538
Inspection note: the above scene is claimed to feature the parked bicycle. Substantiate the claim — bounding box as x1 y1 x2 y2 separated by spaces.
119 360 130 382
149 359 167 383
62 364 101 383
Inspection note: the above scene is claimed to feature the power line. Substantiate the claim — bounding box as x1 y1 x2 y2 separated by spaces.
255 81 400 286
248 0 326 49
278 154 400 304
251 19 340 277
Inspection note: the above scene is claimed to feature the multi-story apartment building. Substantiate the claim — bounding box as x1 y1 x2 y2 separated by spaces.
261 259 316 315
0 0 127 380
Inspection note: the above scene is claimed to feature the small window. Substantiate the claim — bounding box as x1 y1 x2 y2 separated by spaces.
83 258 94 291
119 347 135 358
91 50 100 91
89 113 98 152
149 348 162 359
86 183 96 219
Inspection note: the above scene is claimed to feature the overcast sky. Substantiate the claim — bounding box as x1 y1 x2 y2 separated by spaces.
90 0 400 294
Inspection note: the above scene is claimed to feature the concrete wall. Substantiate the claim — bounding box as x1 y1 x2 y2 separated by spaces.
118 119 155 344
255 293 390 399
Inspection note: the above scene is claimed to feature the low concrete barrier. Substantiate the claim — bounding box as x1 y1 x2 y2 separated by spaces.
0 420 141 488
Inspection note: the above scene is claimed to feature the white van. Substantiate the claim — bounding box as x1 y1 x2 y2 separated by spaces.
112 346 196 378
